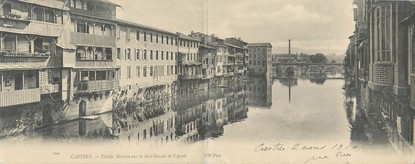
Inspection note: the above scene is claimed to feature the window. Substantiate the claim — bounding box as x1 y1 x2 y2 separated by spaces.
150 33 153 42
136 49 140 60
172 52 175 60
166 51 169 60
161 51 164 60
166 36 169 44
136 30 140 41
375 5 391 62
171 65 174 75
136 66 140 77
144 32 147 42
171 37 174 45
45 9 56 23
143 66 147 77
2 3 11 16
4 36 16 51
150 50 153 60
117 48 121 59
161 35 164 44
150 66 153 77
143 50 147 60
127 66 131 79
156 51 159 60
156 34 159 43
77 23 89 33
101 24 106 32
33 8 44 21
89 71 96 81
127 48 131 60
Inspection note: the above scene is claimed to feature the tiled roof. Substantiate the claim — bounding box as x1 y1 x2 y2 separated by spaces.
116 19 177 36
248 43 272 48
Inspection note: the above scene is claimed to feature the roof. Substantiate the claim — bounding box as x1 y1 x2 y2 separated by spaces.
200 44 215 49
225 37 248 44
224 43 243 49
177 33 201 42
116 19 177 36
248 43 272 48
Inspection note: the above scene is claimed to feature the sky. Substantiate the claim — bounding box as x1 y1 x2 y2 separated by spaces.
112 0 355 55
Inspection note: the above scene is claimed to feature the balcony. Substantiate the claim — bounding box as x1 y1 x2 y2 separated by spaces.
17 0 68 10
0 18 63 37
75 60 116 68
0 88 41 107
76 80 118 93
179 74 202 80
0 53 49 69
182 61 202 66
71 32 116 47
70 7 114 20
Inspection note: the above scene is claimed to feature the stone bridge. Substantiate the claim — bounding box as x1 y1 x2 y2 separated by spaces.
272 62 344 75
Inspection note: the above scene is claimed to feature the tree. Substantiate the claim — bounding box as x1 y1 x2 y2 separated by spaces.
309 53 327 63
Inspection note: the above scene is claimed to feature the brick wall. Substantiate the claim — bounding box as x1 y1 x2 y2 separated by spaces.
372 64 393 86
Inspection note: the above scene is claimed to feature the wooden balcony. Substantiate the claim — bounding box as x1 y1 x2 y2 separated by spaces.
70 7 114 20
75 60 116 68
76 80 118 93
71 32 116 47
0 18 63 37
0 88 41 107
0 55 49 70
17 0 68 10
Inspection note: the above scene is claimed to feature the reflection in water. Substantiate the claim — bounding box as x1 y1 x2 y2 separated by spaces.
247 76 272 107
1 73 412 162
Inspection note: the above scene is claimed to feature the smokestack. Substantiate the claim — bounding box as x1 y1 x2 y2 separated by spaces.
288 39 291 62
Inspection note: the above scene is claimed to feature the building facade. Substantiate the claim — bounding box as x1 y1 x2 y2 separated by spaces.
0 0 251 138
248 43 273 76
350 0 415 155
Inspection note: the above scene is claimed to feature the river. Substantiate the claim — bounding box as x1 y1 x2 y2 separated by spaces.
0 74 411 163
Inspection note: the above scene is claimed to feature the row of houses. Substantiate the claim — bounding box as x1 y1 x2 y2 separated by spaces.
349 0 415 155
0 0 272 136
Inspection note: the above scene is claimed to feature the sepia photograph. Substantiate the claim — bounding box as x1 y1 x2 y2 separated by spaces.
0 0 414 163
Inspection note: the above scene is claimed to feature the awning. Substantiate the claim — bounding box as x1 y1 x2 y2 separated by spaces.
0 64 44 70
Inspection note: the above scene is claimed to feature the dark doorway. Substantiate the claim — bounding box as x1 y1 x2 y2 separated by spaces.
79 100 86 117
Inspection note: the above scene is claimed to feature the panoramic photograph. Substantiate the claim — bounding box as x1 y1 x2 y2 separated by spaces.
0 0 414 163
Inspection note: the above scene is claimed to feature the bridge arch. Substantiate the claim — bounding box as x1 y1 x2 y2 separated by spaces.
304 65 322 74
283 65 299 76
323 65 343 73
